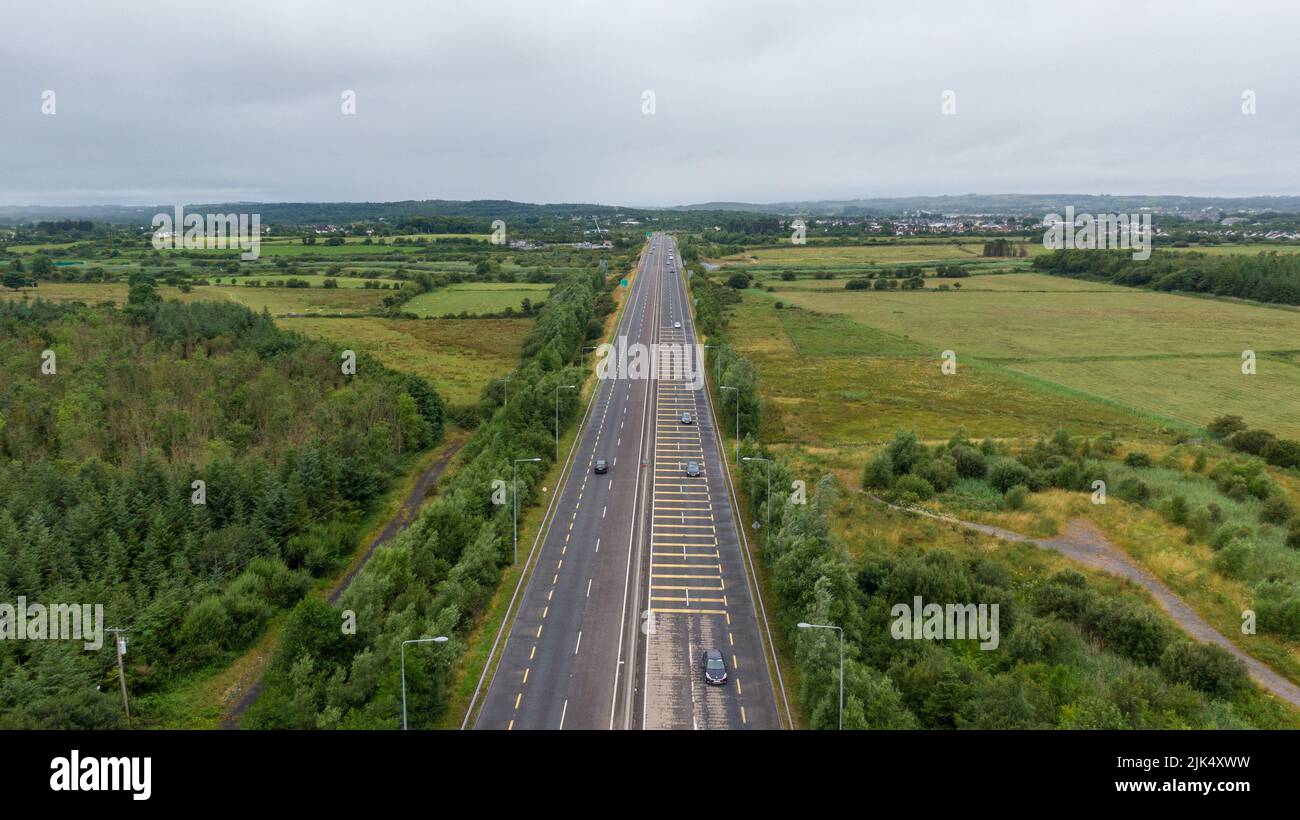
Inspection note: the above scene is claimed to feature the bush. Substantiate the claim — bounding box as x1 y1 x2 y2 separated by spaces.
892 473 935 502
1159 641 1250 700
1003 484 1029 510
1123 451 1153 468
726 272 751 289
1229 429 1277 456
950 445 987 479
988 458 1033 493
1254 579 1300 639
1261 494 1293 526
1082 597 1172 665
1115 477 1150 504
919 457 957 492
1212 540 1253 579
1286 526 1300 550
1207 415 1247 439
885 429 928 475
1160 494 1189 526
863 451 894 490
1265 438 1300 469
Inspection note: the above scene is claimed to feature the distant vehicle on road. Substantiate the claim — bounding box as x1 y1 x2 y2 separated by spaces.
680 411 692 424
702 649 728 685
685 460 700 477
673 321 681 329
594 459 608 474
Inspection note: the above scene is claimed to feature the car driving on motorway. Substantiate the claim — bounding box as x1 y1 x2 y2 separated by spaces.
685 460 700 477
702 649 728 685
594 459 608 474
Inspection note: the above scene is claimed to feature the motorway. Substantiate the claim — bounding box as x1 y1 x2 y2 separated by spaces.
473 233 783 730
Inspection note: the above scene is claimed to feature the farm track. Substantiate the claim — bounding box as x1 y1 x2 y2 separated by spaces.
871 496 1300 709
219 440 464 728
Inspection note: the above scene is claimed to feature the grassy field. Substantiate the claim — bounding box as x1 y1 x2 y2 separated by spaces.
743 270 1300 437
725 295 1158 447
715 240 1047 266
770 271 1130 292
0 281 389 315
278 316 531 405
403 282 552 317
227 274 399 288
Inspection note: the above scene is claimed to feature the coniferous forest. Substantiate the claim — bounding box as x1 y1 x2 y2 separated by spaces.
0 289 444 727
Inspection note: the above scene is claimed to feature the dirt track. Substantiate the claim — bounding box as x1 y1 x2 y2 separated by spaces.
219 441 464 728
881 498 1300 709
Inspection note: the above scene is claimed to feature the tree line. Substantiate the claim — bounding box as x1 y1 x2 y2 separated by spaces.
243 263 615 728
1033 248 1300 305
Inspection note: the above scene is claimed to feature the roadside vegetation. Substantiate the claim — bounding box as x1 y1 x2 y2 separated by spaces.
242 264 617 728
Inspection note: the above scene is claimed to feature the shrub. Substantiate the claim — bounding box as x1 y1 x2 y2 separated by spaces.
1260 494 1293 526
1159 641 1250 700
1082 597 1172 665
950 445 987 479
1161 494 1189 526
1230 429 1277 456
726 272 751 289
1123 451 1153 468
1115 477 1150 504
1212 540 1253 579
1286 527 1300 550
1003 484 1029 511
919 457 957 492
988 458 1033 493
885 429 928 475
1254 580 1300 639
1265 438 1300 469
863 451 894 490
892 473 935 503
1207 415 1247 438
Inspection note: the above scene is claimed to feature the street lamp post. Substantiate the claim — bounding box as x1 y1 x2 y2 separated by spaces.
497 375 512 408
513 457 542 563
401 635 448 730
581 346 598 369
741 456 771 545
719 385 739 462
555 384 576 461
798 622 843 730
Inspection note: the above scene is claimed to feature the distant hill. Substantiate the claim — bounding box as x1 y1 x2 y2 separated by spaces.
5 194 1300 226
672 194 1300 217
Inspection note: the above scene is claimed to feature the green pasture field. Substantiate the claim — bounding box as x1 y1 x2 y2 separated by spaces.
724 295 1157 447
733 269 1300 440
0 280 389 315
277 316 532 405
402 282 552 317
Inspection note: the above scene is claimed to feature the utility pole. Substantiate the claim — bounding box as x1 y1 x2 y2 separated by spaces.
106 626 131 725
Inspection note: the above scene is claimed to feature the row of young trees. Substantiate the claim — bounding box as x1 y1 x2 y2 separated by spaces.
0 295 445 727
243 263 617 728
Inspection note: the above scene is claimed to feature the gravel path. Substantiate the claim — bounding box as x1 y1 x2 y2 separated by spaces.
875 497 1300 709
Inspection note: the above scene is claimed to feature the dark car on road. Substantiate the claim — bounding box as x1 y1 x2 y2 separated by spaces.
702 649 728 685
594 459 608 474
685 460 700 477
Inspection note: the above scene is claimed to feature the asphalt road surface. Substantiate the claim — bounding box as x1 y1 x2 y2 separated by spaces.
474 234 782 730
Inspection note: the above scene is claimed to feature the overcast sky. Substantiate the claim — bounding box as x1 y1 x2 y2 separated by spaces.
2 0 1298 207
